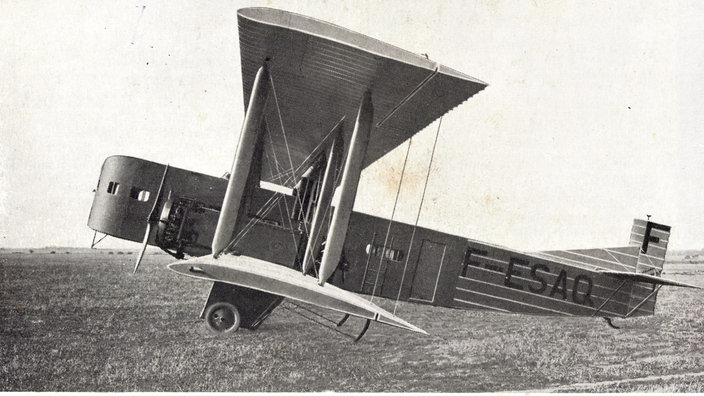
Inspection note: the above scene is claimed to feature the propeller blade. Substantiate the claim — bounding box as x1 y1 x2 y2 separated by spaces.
133 222 151 274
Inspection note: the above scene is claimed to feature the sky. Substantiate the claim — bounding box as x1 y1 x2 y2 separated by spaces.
1 0 703 251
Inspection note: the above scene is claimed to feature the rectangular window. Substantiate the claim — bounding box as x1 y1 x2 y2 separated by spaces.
365 243 404 262
107 181 120 195
138 190 150 202
130 187 150 202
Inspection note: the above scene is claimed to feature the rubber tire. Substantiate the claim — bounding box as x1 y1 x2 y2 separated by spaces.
204 302 241 335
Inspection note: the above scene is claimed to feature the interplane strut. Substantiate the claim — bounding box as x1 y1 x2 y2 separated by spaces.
302 123 344 274
212 64 270 257
318 91 374 285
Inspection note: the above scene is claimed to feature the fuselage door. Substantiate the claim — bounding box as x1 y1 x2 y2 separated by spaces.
409 239 447 303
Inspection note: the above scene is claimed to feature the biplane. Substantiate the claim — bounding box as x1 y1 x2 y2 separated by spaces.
88 7 698 341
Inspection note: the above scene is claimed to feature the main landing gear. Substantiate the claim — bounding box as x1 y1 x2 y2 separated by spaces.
204 302 241 335
200 282 284 336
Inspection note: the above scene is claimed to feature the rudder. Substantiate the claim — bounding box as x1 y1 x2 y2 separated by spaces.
628 219 671 276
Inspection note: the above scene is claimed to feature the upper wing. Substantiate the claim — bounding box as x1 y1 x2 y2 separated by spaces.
237 8 487 185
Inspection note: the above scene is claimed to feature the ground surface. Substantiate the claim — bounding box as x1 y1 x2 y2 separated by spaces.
1 248 703 392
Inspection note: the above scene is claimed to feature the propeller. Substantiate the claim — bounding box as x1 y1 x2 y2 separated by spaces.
132 164 170 274
133 222 151 273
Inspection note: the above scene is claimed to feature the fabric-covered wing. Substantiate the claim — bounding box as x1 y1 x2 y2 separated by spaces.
237 8 487 185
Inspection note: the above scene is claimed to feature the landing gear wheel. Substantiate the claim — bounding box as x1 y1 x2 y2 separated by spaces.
204 302 241 335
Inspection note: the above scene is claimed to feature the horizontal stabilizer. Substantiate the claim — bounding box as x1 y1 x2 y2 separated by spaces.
597 270 700 289
168 255 427 334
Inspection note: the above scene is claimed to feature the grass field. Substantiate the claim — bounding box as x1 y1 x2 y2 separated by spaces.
1 248 703 392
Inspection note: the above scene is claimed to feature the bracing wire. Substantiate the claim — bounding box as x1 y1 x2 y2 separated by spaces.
228 73 305 254
268 75 297 188
393 116 443 315
268 74 313 246
281 302 356 340
370 137 413 302
228 73 344 260
226 127 297 252
263 119 283 179
282 118 344 187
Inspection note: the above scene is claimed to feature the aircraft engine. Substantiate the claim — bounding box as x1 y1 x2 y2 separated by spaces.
156 198 219 258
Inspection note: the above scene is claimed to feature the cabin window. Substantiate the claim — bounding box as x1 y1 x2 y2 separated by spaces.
129 187 150 202
365 243 404 262
107 181 120 195
138 190 150 202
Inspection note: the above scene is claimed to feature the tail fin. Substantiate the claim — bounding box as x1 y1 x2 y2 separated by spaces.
596 220 696 318
628 219 671 276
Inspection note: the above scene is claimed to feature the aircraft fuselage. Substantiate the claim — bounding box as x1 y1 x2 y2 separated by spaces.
89 155 662 320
